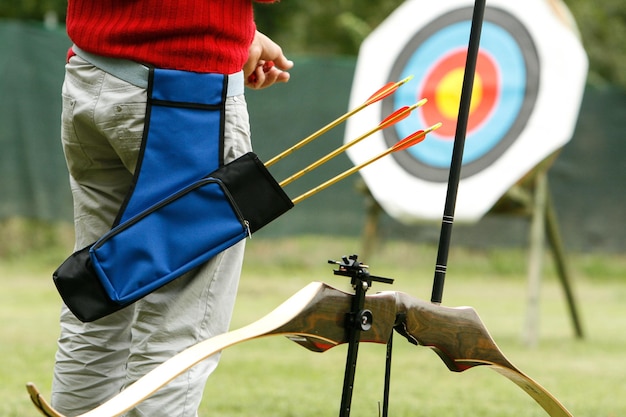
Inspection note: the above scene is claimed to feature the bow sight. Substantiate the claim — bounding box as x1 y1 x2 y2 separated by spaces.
329 254 394 417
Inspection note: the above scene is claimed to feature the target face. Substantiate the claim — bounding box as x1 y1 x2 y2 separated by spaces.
344 0 587 222
383 7 540 182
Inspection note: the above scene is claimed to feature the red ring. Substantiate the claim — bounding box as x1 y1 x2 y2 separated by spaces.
419 49 499 138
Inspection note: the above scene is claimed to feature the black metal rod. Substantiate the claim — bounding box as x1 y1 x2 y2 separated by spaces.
339 281 367 417
382 332 393 417
431 0 486 304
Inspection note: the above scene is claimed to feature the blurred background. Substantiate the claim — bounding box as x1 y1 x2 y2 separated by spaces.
0 0 624 256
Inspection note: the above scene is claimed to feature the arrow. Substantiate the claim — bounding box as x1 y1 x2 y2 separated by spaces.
265 76 413 167
291 123 441 205
279 99 427 187
430 0 485 305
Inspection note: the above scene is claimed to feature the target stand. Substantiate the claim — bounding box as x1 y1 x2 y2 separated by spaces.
489 156 584 345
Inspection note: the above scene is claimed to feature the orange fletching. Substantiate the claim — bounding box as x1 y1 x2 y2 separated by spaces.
364 75 413 106
393 130 426 151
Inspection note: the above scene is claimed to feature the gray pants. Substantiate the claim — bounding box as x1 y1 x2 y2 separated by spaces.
51 56 251 417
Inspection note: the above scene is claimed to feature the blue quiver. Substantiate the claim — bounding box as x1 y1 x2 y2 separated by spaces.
53 68 293 322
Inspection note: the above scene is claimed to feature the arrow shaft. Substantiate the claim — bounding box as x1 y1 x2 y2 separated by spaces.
265 77 412 167
431 0 486 305
279 127 382 188
265 107 362 167
291 126 436 205
279 100 425 188
291 148 393 205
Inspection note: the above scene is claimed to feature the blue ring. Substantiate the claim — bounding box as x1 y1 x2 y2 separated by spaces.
382 6 540 182
394 22 526 167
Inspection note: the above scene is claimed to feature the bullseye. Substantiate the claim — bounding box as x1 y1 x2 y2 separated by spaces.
435 68 478 120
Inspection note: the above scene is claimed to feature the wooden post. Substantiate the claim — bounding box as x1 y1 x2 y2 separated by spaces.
358 181 382 262
522 172 584 346
545 184 584 339
523 172 548 347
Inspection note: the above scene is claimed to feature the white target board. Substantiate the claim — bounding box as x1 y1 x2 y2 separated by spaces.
344 0 587 223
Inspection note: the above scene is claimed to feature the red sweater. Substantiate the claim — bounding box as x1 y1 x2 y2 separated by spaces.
67 0 276 74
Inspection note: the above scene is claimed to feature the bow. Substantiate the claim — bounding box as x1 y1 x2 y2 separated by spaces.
27 281 573 417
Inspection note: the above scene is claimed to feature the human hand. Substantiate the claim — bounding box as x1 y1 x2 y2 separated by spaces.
244 31 294 89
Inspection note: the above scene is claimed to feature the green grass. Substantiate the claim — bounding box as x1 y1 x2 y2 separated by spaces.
1 235 625 417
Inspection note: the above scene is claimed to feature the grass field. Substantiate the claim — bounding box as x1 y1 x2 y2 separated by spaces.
1 234 625 417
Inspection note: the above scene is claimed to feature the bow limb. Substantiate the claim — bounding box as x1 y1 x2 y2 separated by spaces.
27 282 573 417
391 291 573 417
27 282 389 417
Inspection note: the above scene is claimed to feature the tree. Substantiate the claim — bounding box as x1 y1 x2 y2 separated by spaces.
0 0 66 23
254 0 404 55
564 0 626 87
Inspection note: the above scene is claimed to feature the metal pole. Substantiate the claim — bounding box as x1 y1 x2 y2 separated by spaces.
381 332 393 417
338 280 367 417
